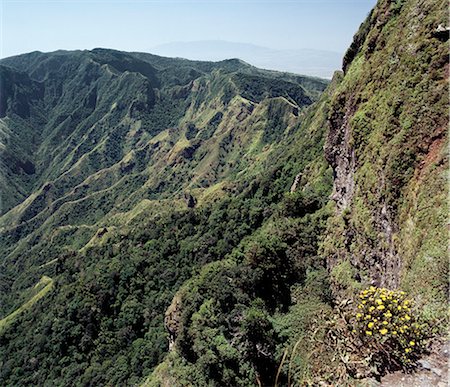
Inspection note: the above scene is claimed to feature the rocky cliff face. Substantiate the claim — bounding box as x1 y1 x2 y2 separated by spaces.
0 1 447 385
323 0 448 301
165 294 183 351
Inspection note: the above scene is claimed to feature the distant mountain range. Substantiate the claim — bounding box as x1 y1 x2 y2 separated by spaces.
151 40 342 78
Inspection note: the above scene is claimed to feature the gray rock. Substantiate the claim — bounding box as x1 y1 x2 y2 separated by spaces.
430 367 442 377
418 359 433 370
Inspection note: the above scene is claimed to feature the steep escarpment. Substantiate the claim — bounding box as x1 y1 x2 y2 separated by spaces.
146 0 448 385
0 65 44 211
0 49 326 301
0 49 331 386
323 0 448 304
0 0 447 385
142 78 338 386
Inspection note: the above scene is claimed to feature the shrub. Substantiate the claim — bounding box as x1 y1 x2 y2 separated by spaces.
352 286 427 369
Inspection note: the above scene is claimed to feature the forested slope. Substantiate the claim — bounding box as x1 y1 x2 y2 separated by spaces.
0 0 447 385
0 48 332 385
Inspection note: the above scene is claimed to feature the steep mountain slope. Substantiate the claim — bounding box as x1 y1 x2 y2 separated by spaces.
0 49 326 312
0 0 447 385
0 65 44 211
323 0 448 307
142 75 339 387
0 49 331 385
145 0 448 385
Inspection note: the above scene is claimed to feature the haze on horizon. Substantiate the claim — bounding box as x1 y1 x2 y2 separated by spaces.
2 0 377 76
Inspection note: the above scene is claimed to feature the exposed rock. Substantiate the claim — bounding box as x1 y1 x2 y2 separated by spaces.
417 360 432 370
164 294 183 351
290 173 302 193
324 94 356 212
379 340 449 387
324 94 402 291
376 203 401 289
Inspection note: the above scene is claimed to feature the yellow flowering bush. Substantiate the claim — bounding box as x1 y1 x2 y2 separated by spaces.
352 286 425 369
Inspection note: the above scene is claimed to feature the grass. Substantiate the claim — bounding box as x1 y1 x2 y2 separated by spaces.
0 276 54 334
322 0 448 305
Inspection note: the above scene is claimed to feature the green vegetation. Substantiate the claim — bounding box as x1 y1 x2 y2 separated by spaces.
0 276 53 335
0 47 333 386
323 0 448 310
0 0 447 384
353 287 428 370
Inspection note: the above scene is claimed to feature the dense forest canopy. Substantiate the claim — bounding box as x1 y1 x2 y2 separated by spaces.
0 0 448 385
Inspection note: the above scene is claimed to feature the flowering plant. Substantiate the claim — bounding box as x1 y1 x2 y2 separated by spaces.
352 286 425 367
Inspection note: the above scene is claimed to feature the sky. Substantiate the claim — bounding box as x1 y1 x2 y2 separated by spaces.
0 0 377 59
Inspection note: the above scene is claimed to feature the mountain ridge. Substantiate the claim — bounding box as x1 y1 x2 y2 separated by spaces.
150 40 342 78
0 0 448 385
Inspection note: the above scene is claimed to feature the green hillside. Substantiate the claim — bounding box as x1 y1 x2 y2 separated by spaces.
0 0 447 385
0 47 331 385
0 48 326 308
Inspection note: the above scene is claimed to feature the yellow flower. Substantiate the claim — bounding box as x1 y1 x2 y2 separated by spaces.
370 286 376 291
392 331 397 335
382 321 388 325
384 311 392 318
376 299 383 305
368 322 374 328
405 348 411 353
379 328 388 335
398 306 402 310
377 305 385 310
366 331 372 336
409 341 415 346
356 313 362 319
404 314 411 321
369 306 375 312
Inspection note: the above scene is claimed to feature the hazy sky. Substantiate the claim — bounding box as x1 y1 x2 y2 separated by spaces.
1 0 377 59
